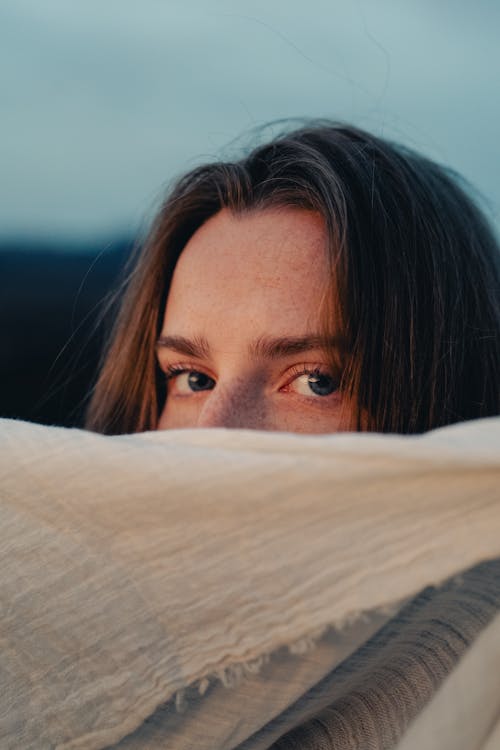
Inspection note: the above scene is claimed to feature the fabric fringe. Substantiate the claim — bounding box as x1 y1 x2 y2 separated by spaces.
173 608 403 714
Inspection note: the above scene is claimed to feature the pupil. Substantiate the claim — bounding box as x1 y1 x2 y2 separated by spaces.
188 371 213 391
308 373 337 396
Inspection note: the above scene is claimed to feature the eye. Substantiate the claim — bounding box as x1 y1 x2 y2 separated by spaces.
286 368 340 397
166 367 215 395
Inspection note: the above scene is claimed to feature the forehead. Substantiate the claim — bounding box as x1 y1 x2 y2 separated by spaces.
161 207 329 340
178 206 326 272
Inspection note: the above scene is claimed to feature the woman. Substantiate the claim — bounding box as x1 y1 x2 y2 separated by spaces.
2 123 500 750
86 122 500 435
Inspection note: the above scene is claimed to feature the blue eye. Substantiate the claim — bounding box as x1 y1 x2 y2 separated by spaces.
186 371 215 392
165 365 339 398
166 368 215 394
306 372 338 396
289 369 339 397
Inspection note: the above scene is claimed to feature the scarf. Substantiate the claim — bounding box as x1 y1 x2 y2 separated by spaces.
1 417 499 749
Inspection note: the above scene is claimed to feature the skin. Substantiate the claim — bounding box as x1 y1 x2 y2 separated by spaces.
156 207 354 433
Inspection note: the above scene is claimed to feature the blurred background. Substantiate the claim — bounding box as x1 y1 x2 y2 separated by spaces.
1 0 499 426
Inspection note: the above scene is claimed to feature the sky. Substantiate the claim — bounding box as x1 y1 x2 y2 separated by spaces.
1 0 499 242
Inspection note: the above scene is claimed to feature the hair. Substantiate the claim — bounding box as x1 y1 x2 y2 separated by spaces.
85 122 500 435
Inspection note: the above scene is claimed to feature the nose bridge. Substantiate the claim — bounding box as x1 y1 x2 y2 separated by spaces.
196 379 266 430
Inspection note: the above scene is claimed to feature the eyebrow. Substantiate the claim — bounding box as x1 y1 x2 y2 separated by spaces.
156 333 345 360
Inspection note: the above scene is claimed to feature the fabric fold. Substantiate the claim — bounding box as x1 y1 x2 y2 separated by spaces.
1 417 499 749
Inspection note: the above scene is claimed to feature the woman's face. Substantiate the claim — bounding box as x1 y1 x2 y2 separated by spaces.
156 207 354 433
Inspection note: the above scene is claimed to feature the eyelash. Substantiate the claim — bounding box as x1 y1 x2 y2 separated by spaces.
163 363 340 390
165 364 196 379
284 363 335 382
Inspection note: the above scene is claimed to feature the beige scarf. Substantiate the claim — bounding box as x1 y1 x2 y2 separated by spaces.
1 417 499 749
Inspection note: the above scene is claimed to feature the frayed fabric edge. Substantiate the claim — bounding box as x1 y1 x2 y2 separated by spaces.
171 600 405 714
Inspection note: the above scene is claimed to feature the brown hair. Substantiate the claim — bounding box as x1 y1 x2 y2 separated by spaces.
85 122 500 434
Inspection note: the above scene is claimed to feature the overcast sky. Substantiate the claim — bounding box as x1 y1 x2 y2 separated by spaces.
1 0 499 241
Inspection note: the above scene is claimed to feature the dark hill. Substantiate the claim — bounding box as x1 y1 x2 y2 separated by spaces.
0 239 133 427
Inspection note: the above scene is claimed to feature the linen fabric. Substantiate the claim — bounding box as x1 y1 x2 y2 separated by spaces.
0 417 499 749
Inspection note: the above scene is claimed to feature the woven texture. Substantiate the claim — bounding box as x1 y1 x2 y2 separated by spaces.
0 417 499 749
265 561 500 750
